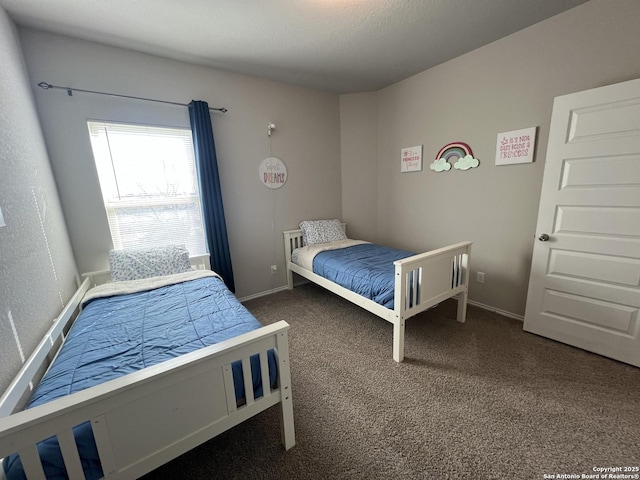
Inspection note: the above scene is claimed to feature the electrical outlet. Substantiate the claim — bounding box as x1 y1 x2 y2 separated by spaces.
476 272 485 284
270 265 278 274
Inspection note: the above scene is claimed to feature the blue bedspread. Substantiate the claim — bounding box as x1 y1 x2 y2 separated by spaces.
4 275 276 480
313 243 415 309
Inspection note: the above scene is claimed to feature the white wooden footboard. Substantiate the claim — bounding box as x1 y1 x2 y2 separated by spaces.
393 241 471 361
0 321 294 479
284 227 471 362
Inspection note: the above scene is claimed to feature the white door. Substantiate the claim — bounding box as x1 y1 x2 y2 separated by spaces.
524 78 640 367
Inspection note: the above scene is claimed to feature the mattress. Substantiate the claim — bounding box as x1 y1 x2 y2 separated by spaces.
3 272 276 480
294 242 415 308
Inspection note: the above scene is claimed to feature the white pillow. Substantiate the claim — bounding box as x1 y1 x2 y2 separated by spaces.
109 245 192 281
299 219 346 245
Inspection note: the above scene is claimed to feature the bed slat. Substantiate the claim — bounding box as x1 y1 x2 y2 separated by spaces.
241 358 255 406
402 271 410 310
91 415 117 478
222 364 237 414
259 351 271 398
57 427 85 479
456 251 469 322
452 254 464 289
17 445 46 480
401 267 422 310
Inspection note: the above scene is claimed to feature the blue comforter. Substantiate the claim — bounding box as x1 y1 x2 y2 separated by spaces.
4 275 276 480
313 243 415 309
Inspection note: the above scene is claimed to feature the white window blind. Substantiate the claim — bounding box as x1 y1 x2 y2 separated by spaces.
87 121 207 255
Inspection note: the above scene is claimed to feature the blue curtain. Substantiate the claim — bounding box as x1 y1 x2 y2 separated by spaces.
189 100 235 292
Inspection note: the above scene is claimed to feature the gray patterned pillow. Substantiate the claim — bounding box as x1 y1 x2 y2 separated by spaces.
299 219 346 245
109 244 192 281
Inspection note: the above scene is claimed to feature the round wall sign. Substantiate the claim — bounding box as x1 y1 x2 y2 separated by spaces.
259 157 287 189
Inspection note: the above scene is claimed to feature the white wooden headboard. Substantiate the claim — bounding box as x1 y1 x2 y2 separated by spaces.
283 223 346 289
82 254 212 287
282 223 347 262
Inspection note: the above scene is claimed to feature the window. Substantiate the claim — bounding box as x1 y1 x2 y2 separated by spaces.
87 121 206 255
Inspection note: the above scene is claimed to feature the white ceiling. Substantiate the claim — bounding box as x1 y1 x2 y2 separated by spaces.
0 0 589 94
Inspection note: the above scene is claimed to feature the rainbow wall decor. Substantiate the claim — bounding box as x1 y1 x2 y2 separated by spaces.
435 142 473 161
430 142 480 172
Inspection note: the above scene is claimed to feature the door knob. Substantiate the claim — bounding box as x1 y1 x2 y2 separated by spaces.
538 233 550 241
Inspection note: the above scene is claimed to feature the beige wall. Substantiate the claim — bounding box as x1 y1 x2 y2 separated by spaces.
341 0 640 317
5 0 640 339
19 29 343 299
0 8 78 394
340 92 379 241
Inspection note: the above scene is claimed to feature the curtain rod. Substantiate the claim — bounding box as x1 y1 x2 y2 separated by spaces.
37 82 228 113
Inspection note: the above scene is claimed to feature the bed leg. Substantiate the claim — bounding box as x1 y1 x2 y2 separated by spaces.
393 318 405 362
286 269 294 290
457 288 468 323
276 330 296 449
280 392 296 450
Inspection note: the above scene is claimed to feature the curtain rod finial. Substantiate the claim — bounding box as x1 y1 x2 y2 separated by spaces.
38 82 52 89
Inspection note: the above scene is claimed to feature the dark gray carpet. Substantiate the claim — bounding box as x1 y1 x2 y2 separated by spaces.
143 283 640 479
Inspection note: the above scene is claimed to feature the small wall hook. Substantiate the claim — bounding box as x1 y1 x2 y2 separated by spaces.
267 122 276 136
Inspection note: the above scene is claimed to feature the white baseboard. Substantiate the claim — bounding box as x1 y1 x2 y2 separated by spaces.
467 299 524 322
238 285 289 303
240 285 525 322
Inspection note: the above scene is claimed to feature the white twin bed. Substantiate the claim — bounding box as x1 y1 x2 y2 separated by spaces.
284 220 472 362
0 247 295 480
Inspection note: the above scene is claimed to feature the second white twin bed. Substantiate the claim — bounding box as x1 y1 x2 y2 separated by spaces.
284 219 472 362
